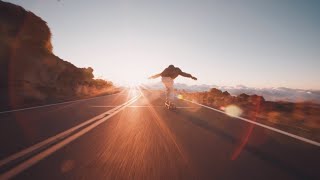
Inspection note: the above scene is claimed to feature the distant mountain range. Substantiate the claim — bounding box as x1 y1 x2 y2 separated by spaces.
142 82 320 103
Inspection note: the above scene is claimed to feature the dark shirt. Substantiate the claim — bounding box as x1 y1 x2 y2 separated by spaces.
160 67 192 79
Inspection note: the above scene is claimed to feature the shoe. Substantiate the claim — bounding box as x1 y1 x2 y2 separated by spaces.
170 103 176 109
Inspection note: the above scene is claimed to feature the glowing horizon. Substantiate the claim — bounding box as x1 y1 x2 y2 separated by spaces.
8 0 320 90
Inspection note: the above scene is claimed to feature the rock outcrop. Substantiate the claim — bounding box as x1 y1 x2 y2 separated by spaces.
0 1 115 109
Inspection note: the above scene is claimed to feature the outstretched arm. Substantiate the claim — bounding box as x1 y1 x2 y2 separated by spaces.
148 73 161 79
180 71 197 80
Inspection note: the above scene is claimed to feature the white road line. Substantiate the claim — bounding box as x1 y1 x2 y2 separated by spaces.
183 99 320 147
0 95 138 168
91 105 196 108
0 91 125 114
90 106 119 108
175 107 197 109
127 105 163 107
0 95 140 179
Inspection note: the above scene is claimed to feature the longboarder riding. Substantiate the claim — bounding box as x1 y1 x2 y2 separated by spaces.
148 65 197 109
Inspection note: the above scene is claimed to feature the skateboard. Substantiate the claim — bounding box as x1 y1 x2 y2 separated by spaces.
165 101 176 110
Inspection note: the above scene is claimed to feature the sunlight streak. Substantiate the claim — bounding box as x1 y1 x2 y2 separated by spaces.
138 88 196 175
231 99 262 160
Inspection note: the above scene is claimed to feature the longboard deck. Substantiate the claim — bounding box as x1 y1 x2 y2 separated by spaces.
165 102 176 110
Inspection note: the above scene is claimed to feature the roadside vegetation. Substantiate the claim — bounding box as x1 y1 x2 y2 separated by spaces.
179 88 320 141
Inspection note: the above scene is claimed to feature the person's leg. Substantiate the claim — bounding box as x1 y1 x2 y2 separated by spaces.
166 86 170 103
161 77 171 103
167 78 174 103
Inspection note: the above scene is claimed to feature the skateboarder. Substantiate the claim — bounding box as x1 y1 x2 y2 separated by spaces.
148 65 197 108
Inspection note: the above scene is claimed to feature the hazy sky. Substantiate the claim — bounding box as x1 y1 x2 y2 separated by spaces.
8 0 320 89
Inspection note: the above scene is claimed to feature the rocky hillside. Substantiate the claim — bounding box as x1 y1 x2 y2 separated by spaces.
0 1 116 109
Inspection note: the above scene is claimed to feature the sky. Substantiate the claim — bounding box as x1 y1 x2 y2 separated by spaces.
7 0 320 89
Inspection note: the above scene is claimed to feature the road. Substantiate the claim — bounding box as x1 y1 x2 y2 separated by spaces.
0 88 319 180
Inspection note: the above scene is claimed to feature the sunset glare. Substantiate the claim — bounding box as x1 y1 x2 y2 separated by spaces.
9 0 320 89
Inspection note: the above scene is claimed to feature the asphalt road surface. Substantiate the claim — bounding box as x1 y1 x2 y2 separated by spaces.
0 88 319 180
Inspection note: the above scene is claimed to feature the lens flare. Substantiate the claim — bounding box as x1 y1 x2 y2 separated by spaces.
225 105 243 117
177 94 184 99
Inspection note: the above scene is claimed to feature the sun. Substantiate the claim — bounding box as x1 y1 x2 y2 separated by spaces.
120 72 148 87
124 80 142 88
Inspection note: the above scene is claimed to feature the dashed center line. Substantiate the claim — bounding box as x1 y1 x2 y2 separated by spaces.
91 105 196 109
